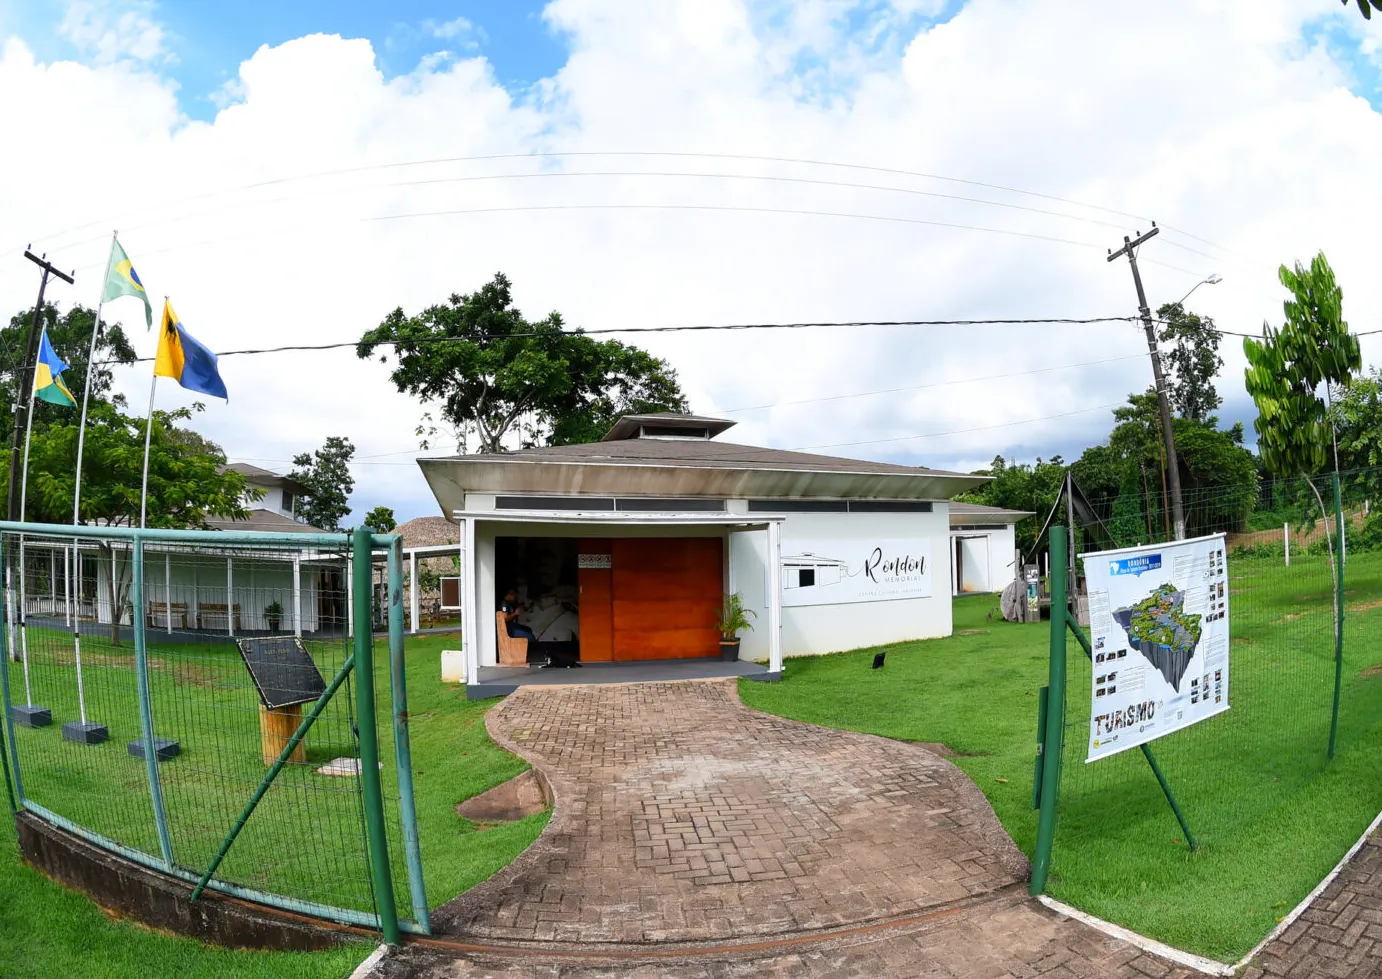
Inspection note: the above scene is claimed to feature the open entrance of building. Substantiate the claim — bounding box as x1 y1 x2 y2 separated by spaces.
494 536 724 664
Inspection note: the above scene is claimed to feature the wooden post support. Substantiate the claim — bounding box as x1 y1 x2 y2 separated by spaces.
259 703 306 765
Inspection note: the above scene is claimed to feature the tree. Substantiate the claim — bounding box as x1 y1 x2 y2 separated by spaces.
365 505 396 533
1 303 137 424
357 273 689 453
1329 367 1382 504
11 401 250 643
958 455 1069 559
1244 250 1361 647
1156 302 1223 422
290 436 355 531
1344 0 1382 19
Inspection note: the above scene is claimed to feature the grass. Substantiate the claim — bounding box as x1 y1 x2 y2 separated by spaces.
1 627 545 968
740 549 1382 962
0 808 369 979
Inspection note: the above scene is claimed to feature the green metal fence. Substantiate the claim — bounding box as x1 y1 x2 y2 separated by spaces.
1032 470 1379 899
0 522 427 941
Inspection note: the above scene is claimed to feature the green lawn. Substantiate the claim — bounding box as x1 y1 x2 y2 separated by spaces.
0 809 369 979
740 550 1382 962
1 628 545 967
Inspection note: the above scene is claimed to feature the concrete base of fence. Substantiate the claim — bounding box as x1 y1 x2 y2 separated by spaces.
9 704 52 728
61 721 109 745
127 736 180 761
14 812 368 951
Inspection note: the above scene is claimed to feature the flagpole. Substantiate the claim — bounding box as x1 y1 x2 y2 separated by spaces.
69 231 117 730
139 372 158 530
17 341 39 706
73 232 116 531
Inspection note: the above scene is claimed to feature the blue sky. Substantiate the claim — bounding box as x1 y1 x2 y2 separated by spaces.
10 0 567 120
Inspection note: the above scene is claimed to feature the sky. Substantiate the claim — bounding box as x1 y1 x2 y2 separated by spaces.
0 0 1380 524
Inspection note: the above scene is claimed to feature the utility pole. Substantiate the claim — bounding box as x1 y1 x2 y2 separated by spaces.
8 249 75 523
1108 224 1185 541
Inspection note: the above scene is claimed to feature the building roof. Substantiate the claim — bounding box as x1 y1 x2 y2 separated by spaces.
949 501 1035 525
396 516 458 548
205 508 327 534
225 462 308 495
418 415 989 516
602 412 738 442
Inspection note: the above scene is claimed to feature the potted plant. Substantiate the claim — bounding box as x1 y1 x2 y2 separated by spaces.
264 600 284 633
717 593 755 661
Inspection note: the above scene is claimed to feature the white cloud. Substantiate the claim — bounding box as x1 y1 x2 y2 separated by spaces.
57 0 167 64
424 15 485 48
2 0 1381 523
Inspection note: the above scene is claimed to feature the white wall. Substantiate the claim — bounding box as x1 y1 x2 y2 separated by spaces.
95 550 325 633
947 523 1018 595
736 504 952 660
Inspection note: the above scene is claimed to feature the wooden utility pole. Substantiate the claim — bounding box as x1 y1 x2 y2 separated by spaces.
7 249 75 522
1108 225 1185 541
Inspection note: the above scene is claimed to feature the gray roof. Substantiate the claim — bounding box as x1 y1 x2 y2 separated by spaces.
225 463 308 494
205 508 327 534
602 412 738 442
949 501 1034 524
419 435 988 516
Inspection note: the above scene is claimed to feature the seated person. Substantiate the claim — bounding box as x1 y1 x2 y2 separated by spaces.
498 589 538 644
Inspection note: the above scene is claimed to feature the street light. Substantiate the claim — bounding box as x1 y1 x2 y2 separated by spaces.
1172 273 1222 308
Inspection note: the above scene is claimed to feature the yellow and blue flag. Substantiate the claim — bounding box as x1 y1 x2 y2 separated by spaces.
154 301 227 400
34 328 76 407
102 238 152 328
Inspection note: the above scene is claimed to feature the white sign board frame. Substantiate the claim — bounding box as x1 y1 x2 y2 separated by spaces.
780 538 932 607
1081 533 1230 762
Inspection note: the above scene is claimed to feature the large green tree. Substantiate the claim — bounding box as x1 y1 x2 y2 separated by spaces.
357 273 688 453
11 401 250 643
958 455 1069 559
1156 302 1223 423
364 505 396 533
1329 367 1382 504
1 303 137 423
1244 250 1361 649
290 436 355 531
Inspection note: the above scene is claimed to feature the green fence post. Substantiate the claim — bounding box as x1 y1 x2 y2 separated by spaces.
387 535 430 933
0 535 22 814
131 536 175 869
354 527 400 944
1030 525 1068 896
1328 471 1346 761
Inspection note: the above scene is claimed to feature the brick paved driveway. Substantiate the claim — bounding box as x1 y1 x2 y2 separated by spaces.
432 678 1028 944
369 678 1210 978
1240 828 1382 979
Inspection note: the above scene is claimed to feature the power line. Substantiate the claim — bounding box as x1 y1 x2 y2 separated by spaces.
31 149 1234 257
796 402 1124 450
86 315 1141 366
719 353 1148 413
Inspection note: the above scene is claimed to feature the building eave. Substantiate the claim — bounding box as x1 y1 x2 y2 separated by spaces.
419 457 987 517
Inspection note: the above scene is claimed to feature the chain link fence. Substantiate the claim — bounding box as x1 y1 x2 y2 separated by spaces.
0 523 426 939
1032 467 1382 954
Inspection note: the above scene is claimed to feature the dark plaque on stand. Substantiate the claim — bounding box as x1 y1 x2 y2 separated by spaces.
236 637 327 765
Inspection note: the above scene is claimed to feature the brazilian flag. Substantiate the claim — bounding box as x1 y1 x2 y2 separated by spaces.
103 238 153 329
34 328 76 407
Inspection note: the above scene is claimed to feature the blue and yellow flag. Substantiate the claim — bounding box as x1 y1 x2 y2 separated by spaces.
155 301 227 400
34 328 76 407
102 238 152 328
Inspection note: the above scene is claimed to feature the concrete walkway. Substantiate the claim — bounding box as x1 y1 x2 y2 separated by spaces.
372 679 1205 977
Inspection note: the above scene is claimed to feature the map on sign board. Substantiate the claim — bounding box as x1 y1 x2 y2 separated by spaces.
1081 533 1230 762
236 636 327 710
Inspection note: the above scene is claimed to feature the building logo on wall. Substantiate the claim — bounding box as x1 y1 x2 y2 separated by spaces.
780 539 932 607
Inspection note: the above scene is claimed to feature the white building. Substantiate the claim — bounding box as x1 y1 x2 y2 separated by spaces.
416 413 992 692
948 501 1032 596
86 464 346 636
